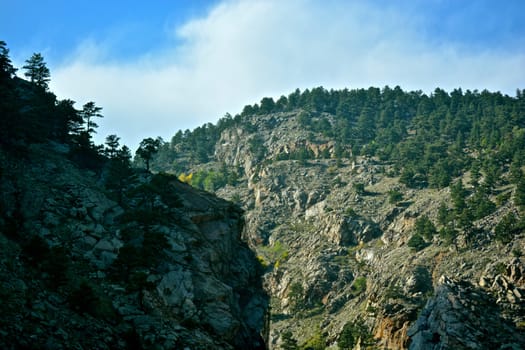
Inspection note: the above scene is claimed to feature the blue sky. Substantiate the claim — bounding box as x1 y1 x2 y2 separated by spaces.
2 0 524 149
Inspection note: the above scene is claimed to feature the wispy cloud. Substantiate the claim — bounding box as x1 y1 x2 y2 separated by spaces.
49 0 525 149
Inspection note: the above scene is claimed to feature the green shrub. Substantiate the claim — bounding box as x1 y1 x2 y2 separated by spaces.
494 262 506 275
301 328 326 350
260 240 289 267
388 189 403 204
407 233 428 251
338 317 374 349
281 330 299 350
345 207 358 217
351 276 367 295
256 255 269 270
114 230 169 274
353 182 366 195
22 237 70 288
113 244 142 273
414 215 437 240
288 282 304 312
495 212 522 244
439 225 457 245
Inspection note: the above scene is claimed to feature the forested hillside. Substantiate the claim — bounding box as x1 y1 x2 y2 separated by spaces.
149 85 525 349
153 86 525 191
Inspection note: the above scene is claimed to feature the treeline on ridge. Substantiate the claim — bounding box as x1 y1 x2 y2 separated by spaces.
154 85 525 191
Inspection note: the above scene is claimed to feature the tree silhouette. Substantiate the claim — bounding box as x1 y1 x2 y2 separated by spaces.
0 41 16 80
23 53 50 89
80 102 103 136
136 137 162 171
105 134 121 158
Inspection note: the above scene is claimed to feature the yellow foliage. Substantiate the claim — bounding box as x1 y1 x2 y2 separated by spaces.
178 172 193 184
256 255 269 269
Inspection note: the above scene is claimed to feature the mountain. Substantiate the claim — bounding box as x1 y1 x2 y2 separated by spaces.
0 43 267 350
2 41 525 349
151 87 525 349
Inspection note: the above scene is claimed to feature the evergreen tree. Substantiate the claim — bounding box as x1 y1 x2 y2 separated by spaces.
105 145 132 204
259 97 275 114
437 202 451 226
54 99 82 142
0 41 16 80
415 215 437 240
23 53 50 89
104 134 121 158
0 41 19 144
509 158 523 184
136 137 162 171
515 176 525 210
450 179 467 214
80 101 103 136
338 317 374 350
494 212 521 244
288 282 304 313
408 234 428 251
468 186 495 220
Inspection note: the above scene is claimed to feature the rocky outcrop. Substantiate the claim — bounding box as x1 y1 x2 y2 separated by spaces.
320 214 382 246
0 143 267 349
408 275 525 350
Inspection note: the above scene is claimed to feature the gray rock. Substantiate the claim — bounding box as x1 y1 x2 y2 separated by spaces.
94 238 115 251
157 269 194 307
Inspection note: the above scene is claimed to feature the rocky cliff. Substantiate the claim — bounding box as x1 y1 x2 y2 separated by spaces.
164 110 525 349
0 142 267 349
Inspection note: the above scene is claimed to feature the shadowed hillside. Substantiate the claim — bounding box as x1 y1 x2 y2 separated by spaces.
0 41 268 350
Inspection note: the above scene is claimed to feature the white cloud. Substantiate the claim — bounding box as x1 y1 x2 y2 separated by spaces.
50 0 525 150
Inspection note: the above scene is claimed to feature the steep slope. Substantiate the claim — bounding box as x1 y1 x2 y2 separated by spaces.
0 142 267 349
156 89 525 349
216 113 525 349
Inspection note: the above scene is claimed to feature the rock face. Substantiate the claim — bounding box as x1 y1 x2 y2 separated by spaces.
180 111 525 349
408 275 525 349
0 144 267 349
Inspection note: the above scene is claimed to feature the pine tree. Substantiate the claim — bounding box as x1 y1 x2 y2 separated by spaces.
450 179 467 214
136 137 162 171
80 102 103 135
23 53 50 89
0 41 16 80
105 145 132 204
515 176 525 210
104 134 121 158
54 99 82 142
